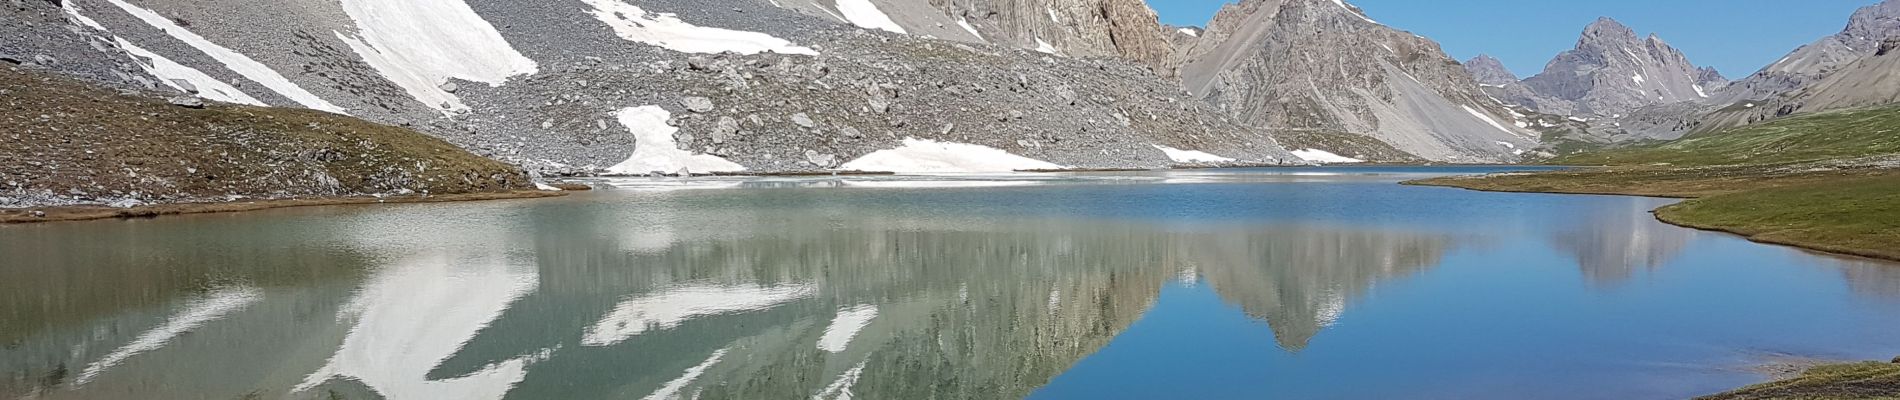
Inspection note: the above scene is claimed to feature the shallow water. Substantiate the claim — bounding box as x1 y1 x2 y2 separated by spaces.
2 166 1896 399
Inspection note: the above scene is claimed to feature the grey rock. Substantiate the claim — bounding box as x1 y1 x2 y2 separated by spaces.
170 78 199 94
167 96 205 109
1518 18 1717 117
790 112 816 128
32 54 56 66
1463 54 1517 86
439 81 459 93
713 116 740 143
839 125 862 138
803 150 837 168
31 210 45 218
681 96 715 113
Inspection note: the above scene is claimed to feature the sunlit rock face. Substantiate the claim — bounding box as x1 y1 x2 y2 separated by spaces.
1175 0 1537 163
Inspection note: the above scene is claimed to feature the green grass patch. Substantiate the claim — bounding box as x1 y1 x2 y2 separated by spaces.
1658 174 1900 261
1552 105 1900 167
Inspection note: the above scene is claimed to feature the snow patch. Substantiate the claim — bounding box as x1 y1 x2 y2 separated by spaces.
1034 37 1058 54
1151 145 1234 163
836 0 906 34
818 305 879 352
335 0 539 113
99 0 344 113
815 360 868 400
956 18 984 42
1047 6 1061 22
1693 84 1708 98
1462 105 1517 135
1330 0 1377 23
582 283 815 346
1291 149 1364 164
1631 73 1646 85
1178 28 1199 37
118 40 265 106
839 138 1063 173
605 106 747 175
1495 141 1516 149
582 0 817 55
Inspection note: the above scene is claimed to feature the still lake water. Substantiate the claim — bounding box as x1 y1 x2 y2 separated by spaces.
3 167 1898 399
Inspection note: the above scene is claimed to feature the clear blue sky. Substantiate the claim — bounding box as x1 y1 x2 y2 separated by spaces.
1148 0 1875 79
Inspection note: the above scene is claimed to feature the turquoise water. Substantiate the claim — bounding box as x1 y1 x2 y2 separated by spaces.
2 166 1895 399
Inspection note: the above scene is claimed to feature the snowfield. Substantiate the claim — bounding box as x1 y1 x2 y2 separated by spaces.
1462 105 1517 135
98 0 345 113
1292 149 1365 164
582 0 818 55
606 106 747 175
118 40 265 106
1152 145 1234 163
836 0 906 34
840 138 1064 173
335 0 539 113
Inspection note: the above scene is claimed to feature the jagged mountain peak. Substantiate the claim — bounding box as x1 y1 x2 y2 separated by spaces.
1464 54 1519 86
1582 17 1637 41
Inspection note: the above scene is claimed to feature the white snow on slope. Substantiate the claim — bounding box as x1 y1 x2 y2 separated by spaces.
99 0 345 113
1693 84 1708 98
840 138 1063 173
957 18 984 42
1178 28 1199 37
1461 105 1516 135
582 283 816 346
1291 149 1364 164
1151 145 1233 163
59 3 262 105
296 255 540 400
606 106 747 175
1034 37 1058 54
1330 0 1377 23
582 0 817 55
836 0 906 34
1631 73 1646 85
119 40 265 106
334 0 538 113
640 348 729 400
75 286 262 386
818 305 879 353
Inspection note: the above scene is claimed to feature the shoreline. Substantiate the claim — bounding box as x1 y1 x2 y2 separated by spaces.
0 190 568 225
1405 178 1900 263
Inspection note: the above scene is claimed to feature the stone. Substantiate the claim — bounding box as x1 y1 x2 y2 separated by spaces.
439 81 459 93
804 150 837 168
839 125 863 138
167 96 205 109
712 116 740 143
939 123 955 134
791 113 816 128
170 79 199 94
32 54 56 66
681 96 715 113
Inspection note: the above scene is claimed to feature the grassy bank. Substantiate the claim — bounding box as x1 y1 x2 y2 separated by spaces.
0 190 566 224
1698 361 1900 400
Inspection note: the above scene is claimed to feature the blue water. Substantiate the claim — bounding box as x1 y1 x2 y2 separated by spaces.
1 166 1893 400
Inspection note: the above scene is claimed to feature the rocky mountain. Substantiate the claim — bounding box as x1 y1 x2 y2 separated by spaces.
1464 54 1518 86
1721 0 1900 103
1517 17 1719 118
6 0 1301 182
1173 0 1538 162
766 0 1179 75
1692 0 1900 133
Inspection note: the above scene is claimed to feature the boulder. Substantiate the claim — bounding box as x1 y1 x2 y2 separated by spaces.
681 96 715 113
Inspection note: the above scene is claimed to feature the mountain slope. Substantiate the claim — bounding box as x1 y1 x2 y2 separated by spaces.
767 0 1178 75
1175 0 1537 163
16 0 1295 176
1518 18 1718 117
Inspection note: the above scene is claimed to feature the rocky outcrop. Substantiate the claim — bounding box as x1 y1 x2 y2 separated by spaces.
1518 17 1718 117
1175 0 1537 162
0 65 532 209
768 0 1179 75
1464 54 1517 86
